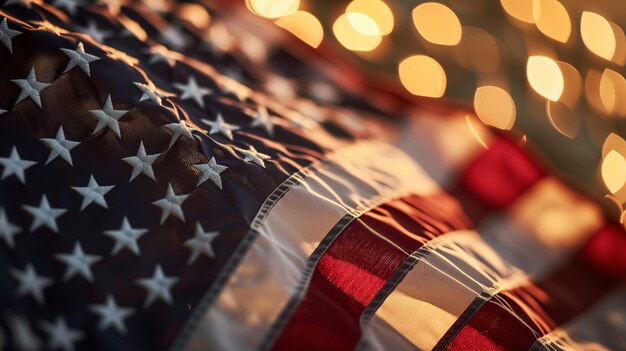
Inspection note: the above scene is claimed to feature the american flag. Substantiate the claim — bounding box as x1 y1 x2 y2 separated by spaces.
0 1 625 351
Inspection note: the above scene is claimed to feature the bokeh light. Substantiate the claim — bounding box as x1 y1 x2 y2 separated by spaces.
546 100 581 139
602 150 626 194
527 56 564 101
275 11 324 48
500 0 534 24
246 0 299 19
333 13 382 51
346 0 394 36
243 0 626 227
412 3 462 46
580 11 616 60
532 0 571 43
347 12 381 36
474 86 516 130
599 69 626 117
398 55 446 97
554 61 582 108
177 3 210 29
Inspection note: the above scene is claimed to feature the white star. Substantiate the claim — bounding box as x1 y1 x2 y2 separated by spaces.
6 313 41 350
0 108 6 114
71 175 114 210
103 217 147 256
184 223 219 264
0 146 36 183
122 141 161 181
40 317 83 351
89 295 134 334
0 208 21 247
40 126 80 166
173 76 212 107
200 114 240 140
60 42 99 76
194 157 227 189
11 264 52 303
133 82 171 106
164 120 194 148
159 25 189 51
152 183 189 224
11 66 50 108
238 145 271 168
136 265 178 307
89 94 129 139
22 195 66 233
0 18 21 53
52 0 80 14
77 21 112 43
55 242 101 282
144 45 176 66
250 106 275 136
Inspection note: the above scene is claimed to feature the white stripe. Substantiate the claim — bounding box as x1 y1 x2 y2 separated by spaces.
362 230 525 351
183 141 440 351
533 284 626 351
360 177 605 350
395 112 492 189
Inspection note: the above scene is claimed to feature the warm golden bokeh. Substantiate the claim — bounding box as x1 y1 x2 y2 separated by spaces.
602 150 626 194
346 0 394 36
603 133 626 158
526 56 564 101
465 115 490 148
177 3 210 29
398 55 446 98
546 100 581 139
599 69 626 117
463 27 501 73
333 13 382 51
474 86 516 130
554 61 582 108
585 69 606 114
500 0 534 24
275 11 324 48
610 22 626 65
246 0 299 18
580 11 616 61
346 12 381 36
412 3 462 46
532 0 571 43
243 0 626 225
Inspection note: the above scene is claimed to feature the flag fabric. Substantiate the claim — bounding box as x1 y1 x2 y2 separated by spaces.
0 1 624 351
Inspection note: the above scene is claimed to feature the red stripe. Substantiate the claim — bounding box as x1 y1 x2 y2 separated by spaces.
454 137 544 221
269 194 471 351
446 297 538 351
446 223 626 350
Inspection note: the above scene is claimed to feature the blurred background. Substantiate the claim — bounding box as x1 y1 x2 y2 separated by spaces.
241 0 626 222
